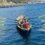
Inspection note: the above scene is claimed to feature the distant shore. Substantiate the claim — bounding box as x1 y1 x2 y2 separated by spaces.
0 3 26 8
0 2 45 8
28 2 45 4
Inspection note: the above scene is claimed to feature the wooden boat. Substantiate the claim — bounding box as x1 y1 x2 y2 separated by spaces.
16 15 32 32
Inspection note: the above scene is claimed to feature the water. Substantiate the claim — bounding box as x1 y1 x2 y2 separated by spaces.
0 4 45 45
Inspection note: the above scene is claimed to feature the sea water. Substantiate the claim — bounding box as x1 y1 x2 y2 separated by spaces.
0 4 45 45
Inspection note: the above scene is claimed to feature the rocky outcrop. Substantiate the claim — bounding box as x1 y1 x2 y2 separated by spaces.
0 0 45 8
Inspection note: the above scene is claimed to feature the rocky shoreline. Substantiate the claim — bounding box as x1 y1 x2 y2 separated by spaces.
0 2 45 8
0 2 26 8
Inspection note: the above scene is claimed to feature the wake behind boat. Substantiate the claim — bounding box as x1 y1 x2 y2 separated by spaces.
16 15 32 32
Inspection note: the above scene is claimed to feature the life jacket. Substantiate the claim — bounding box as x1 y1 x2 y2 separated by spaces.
22 22 27 25
26 25 30 29
22 22 30 29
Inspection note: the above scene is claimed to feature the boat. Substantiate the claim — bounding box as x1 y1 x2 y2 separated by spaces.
16 15 32 32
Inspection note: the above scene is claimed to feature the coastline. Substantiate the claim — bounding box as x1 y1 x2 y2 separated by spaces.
0 3 26 8
0 2 45 8
28 2 45 4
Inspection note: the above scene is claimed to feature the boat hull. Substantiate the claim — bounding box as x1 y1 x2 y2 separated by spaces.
17 26 31 34
16 15 32 34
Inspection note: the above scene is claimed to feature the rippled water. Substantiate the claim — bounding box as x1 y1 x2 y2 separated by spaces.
0 4 45 45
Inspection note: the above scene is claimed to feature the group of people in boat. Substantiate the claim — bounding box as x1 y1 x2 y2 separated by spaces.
18 17 30 29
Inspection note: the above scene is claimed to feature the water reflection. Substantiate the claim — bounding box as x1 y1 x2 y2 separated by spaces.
0 4 45 45
16 26 31 45
16 26 31 38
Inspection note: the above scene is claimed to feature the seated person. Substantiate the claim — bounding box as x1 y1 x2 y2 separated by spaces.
21 20 29 29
